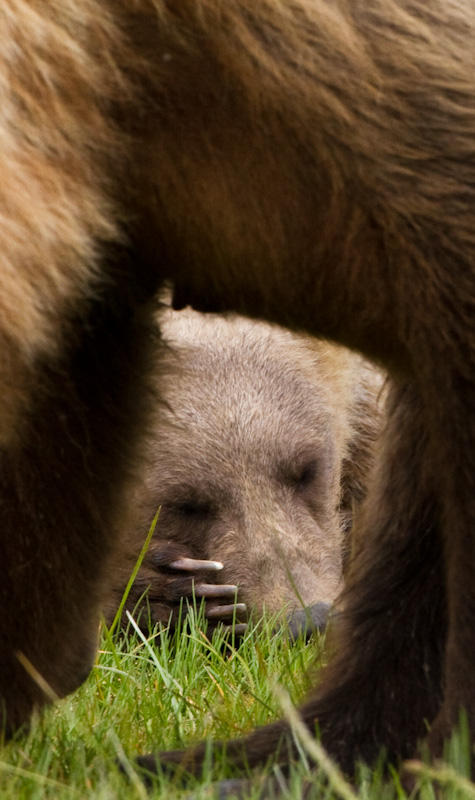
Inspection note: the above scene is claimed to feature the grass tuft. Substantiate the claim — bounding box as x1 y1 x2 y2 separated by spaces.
1 607 475 798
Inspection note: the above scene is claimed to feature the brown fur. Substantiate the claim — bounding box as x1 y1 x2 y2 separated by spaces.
0 0 474 779
106 305 382 630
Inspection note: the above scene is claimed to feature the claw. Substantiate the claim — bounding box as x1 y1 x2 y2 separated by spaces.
222 623 248 637
168 557 224 572
194 584 238 598
206 603 247 619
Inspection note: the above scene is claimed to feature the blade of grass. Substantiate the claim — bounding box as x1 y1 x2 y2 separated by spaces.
274 684 359 800
107 508 161 638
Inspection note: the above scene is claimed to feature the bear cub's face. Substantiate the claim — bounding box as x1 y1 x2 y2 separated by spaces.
128 307 382 620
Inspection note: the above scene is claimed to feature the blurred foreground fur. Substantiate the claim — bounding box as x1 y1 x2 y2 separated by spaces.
0 0 475 785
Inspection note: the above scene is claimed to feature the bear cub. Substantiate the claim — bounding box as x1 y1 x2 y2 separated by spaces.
107 305 384 637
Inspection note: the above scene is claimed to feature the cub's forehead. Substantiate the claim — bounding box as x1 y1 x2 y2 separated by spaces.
160 304 342 368
158 341 337 436
154 306 361 464
159 307 357 409
151 364 340 490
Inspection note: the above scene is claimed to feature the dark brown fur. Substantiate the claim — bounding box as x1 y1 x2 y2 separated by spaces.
106 305 382 632
0 0 474 780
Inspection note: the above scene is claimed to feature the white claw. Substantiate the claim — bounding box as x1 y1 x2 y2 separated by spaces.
169 557 224 572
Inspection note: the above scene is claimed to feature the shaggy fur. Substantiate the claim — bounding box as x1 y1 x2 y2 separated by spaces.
106 305 382 630
1 0 475 779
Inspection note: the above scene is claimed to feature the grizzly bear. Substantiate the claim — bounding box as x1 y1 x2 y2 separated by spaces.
106 305 383 636
1 0 474 782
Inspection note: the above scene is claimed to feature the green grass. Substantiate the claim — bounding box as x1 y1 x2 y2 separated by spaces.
0 607 474 799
